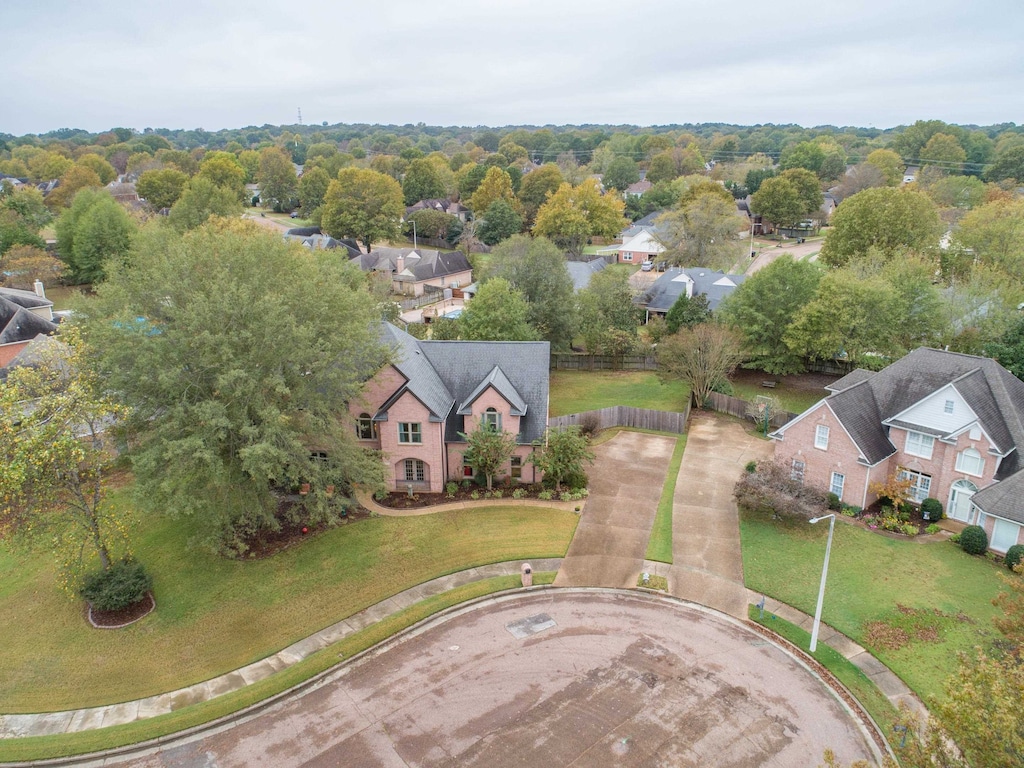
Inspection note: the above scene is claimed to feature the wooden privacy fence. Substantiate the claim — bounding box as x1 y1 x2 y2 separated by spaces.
548 404 690 435
705 392 796 428
550 353 658 371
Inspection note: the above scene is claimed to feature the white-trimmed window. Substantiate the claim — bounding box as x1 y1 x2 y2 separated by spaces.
905 431 934 459
403 459 425 483
943 400 955 414
814 425 830 450
511 455 522 480
991 518 1021 553
622 252 633 261
482 407 501 432
356 413 374 440
955 447 984 477
830 472 845 500
463 464 474 478
791 459 805 483
898 468 932 503
398 422 422 444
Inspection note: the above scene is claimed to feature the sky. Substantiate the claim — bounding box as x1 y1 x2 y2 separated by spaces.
2 0 1022 136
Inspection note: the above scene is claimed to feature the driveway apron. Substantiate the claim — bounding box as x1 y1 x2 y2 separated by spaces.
554 431 676 588
667 413 773 618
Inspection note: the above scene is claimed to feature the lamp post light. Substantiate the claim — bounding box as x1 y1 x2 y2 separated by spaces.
808 513 836 653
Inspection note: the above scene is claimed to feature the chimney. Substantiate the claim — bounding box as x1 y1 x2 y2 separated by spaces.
395 255 405 273
33 280 46 298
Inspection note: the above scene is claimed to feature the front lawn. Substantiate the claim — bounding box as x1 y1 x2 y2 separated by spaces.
0 488 578 713
740 508 1006 704
548 370 690 416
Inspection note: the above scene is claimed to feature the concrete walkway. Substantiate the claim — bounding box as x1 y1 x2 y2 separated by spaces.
0 559 562 740
553 430 676 588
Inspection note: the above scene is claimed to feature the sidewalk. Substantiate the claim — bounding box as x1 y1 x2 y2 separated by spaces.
0 559 562 739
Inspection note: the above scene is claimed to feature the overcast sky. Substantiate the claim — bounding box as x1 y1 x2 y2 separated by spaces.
3 0 1022 136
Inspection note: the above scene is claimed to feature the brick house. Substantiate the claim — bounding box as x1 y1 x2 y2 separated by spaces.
349 323 550 493
0 284 58 368
771 348 1024 553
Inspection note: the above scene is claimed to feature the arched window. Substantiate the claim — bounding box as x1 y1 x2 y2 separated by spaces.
356 413 374 440
955 447 983 477
403 459 426 483
482 407 501 432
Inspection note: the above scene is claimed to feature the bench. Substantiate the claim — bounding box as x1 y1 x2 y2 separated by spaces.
761 381 778 388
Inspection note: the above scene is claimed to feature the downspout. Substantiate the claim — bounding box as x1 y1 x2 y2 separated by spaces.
440 421 447 492
862 463 872 508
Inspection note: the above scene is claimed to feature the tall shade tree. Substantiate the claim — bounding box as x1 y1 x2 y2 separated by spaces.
818 187 942 268
136 168 189 211
0 185 50 256
168 176 243 233
54 189 136 284
0 329 132 589
719 255 822 375
478 198 523 245
517 163 564 224
488 234 576 350
985 144 1024 183
665 292 711 333
459 425 517 491
469 166 517 215
79 221 387 553
602 156 641 191
298 166 331 218
0 244 63 288
779 141 825 174
953 197 1024 278
750 176 803 230
919 132 967 171
197 151 247 202
533 180 627 257
657 323 744 407
985 315 1024 382
576 268 642 354
655 192 744 270
778 168 824 217
45 165 103 209
257 146 298 211
321 167 404 252
864 148 904 186
458 277 538 341
784 270 900 367
532 426 594 492
401 158 446 206
76 153 119 186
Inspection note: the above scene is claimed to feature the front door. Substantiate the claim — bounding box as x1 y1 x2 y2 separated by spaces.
948 480 977 523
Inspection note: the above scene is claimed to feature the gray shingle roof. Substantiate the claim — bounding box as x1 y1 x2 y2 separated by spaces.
565 257 606 292
0 297 58 345
638 268 746 313
378 324 549 445
971 471 1024 525
352 248 471 283
826 368 876 393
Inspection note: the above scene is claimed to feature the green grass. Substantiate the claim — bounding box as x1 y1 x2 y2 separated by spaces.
40 284 85 311
0 573 557 763
548 370 690 416
0 491 577 713
748 606 898 736
645 436 686 563
728 378 825 415
740 508 1005 704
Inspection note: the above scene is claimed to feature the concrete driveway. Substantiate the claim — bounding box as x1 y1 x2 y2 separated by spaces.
554 431 676 588
111 591 879 767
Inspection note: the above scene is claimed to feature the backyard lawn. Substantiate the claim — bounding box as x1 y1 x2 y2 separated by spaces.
740 508 1007 704
0 487 578 713
548 370 690 416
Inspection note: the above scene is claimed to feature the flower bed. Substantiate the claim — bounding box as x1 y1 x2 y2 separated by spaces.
375 482 588 510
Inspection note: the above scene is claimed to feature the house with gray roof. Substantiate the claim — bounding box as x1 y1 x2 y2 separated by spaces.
565 257 606 291
348 323 550 492
0 284 58 368
636 268 746 321
771 347 1024 553
351 247 473 298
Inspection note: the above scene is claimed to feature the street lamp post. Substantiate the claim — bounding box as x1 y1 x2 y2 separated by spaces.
808 513 836 653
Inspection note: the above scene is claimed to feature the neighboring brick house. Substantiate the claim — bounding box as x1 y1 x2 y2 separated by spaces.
349 323 550 493
636 267 745 321
0 284 58 368
617 230 664 265
350 247 473 298
771 348 1024 553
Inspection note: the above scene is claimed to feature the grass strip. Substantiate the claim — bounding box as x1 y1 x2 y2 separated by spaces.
0 573 555 764
748 606 899 736
644 436 686 563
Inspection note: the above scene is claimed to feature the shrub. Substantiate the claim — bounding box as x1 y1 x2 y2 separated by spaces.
560 491 573 502
79 559 152 612
445 482 458 498
826 492 841 511
949 533 961 544
538 490 553 501
733 459 829 520
578 412 601 438
1004 544 1024 571
470 490 480 500
926 524 941 535
901 523 918 536
959 525 988 555
511 488 526 500
921 497 943 521
745 460 758 474
493 489 503 499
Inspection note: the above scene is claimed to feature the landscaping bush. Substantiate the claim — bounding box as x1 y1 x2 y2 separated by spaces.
578 411 601 438
79 559 152 612
745 460 758 474
1004 544 1024 571
921 497 943 521
926 524 941 535
959 525 989 555
826 492 842 511
445 482 458 498
733 459 828 520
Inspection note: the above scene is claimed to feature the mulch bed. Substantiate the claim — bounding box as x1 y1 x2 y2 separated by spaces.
375 484 553 510
87 591 156 629
237 495 374 559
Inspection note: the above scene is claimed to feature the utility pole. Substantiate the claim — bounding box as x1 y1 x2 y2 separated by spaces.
297 107 302 125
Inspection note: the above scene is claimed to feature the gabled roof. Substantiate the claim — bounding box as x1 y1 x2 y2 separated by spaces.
971 470 1024 525
377 324 549 444
352 248 471 283
826 368 876 393
638 268 746 313
566 257 606 291
0 296 58 345
619 211 666 240
619 230 664 254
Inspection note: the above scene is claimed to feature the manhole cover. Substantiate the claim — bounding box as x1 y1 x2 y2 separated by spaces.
505 613 556 639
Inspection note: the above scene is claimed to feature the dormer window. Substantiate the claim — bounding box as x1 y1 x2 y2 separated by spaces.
905 430 934 460
943 400 954 414
482 407 501 432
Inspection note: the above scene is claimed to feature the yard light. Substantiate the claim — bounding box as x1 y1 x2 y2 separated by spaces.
808 513 836 653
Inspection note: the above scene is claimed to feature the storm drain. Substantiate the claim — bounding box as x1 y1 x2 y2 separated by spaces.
505 613 556 639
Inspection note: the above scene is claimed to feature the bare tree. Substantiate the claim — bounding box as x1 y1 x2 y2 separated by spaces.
656 323 744 407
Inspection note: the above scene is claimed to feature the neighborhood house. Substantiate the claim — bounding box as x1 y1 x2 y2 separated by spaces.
771 348 1024 553
350 323 550 493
